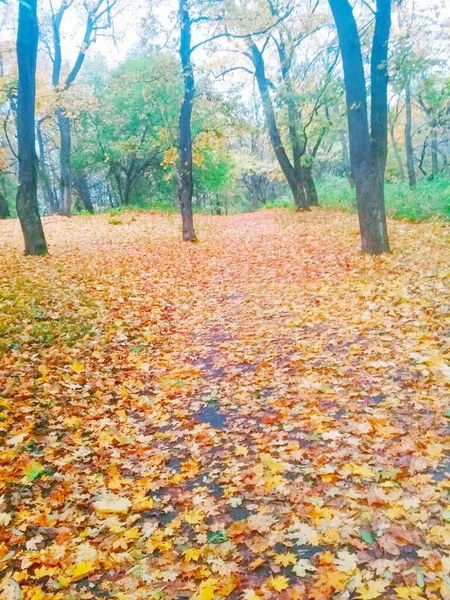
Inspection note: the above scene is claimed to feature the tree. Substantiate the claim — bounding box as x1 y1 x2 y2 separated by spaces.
0 189 9 218
178 0 197 241
41 0 117 215
16 0 48 255
249 40 308 210
175 0 290 240
328 0 391 254
417 75 450 180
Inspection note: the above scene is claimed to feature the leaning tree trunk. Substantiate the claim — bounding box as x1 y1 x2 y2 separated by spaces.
16 0 47 255
0 190 10 219
250 42 309 211
328 0 390 255
276 34 318 208
56 107 72 215
404 78 416 188
178 0 197 242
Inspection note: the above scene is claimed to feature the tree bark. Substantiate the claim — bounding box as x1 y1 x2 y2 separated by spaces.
37 119 59 213
250 41 309 210
0 189 10 219
404 78 416 188
430 127 439 179
56 107 72 215
74 169 94 213
16 0 47 255
328 0 390 254
339 129 354 187
390 123 405 180
303 166 318 206
178 0 197 242
51 4 95 217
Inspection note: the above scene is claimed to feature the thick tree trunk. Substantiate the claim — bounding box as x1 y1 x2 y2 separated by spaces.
404 78 416 188
356 163 389 254
303 166 318 206
37 119 59 213
0 190 10 219
390 124 405 180
178 0 197 242
250 42 309 211
74 170 94 213
328 0 390 254
56 107 72 215
16 0 47 256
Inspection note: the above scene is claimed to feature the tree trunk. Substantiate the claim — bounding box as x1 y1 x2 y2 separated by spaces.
0 189 10 219
56 107 72 215
123 173 132 207
404 78 416 188
37 119 59 213
390 124 405 180
16 0 47 256
178 0 197 242
74 170 94 213
302 166 318 206
250 41 309 211
339 129 354 187
430 128 439 179
328 0 390 254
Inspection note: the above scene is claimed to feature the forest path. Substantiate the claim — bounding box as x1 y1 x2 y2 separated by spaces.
0 209 449 599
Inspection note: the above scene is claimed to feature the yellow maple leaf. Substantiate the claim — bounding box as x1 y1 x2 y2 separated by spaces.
124 527 141 540
269 575 290 592
358 581 387 600
260 453 285 474
132 493 154 512
195 578 218 600
28 588 45 600
395 587 424 599
63 416 80 427
71 561 94 580
183 509 204 525
318 550 334 565
346 463 376 478
57 575 71 587
235 445 248 456
184 548 202 562
71 362 85 374
264 473 286 491
34 566 58 578
274 552 297 567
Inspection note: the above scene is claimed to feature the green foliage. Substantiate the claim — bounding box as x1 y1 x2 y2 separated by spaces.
0 174 17 218
317 176 450 222
72 54 239 212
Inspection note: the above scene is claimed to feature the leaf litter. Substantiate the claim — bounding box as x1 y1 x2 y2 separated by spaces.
0 209 450 599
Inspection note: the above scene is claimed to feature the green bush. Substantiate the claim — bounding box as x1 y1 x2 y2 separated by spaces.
316 176 450 222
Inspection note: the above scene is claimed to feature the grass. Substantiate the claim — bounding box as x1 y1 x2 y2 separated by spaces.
316 176 450 222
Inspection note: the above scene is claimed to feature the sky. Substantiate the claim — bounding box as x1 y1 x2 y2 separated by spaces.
1 0 449 74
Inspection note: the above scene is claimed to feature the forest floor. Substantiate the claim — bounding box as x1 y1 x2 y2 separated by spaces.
1 209 450 600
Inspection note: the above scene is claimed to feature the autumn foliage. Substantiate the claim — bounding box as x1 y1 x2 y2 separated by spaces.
1 210 450 599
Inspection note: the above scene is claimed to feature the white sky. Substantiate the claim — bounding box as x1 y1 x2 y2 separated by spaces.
1 0 448 74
